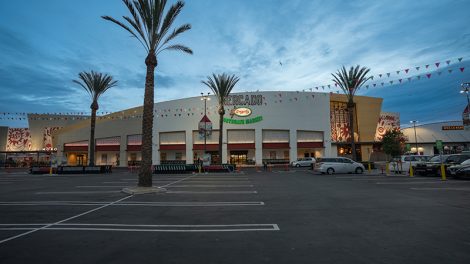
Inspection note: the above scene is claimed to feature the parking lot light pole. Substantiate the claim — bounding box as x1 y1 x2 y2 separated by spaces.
201 92 211 155
410 121 418 155
461 82 470 110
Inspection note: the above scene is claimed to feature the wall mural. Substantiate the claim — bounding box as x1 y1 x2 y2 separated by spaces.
330 102 351 142
43 127 62 150
374 112 400 141
6 128 31 151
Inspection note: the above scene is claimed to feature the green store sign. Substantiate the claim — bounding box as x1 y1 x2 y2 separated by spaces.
223 116 263 125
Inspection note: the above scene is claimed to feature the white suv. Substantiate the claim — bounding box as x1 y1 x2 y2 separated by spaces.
291 157 316 167
389 155 432 173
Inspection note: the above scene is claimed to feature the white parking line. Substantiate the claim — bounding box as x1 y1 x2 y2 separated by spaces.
410 187 470 191
376 181 457 185
168 185 254 188
166 190 258 194
36 191 122 194
0 223 279 232
0 201 265 206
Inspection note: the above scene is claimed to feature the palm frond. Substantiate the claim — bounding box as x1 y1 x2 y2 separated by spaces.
73 71 117 105
331 65 371 101
201 73 240 106
158 44 193 55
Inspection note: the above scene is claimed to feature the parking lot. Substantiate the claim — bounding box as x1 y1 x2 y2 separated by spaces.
1 169 470 264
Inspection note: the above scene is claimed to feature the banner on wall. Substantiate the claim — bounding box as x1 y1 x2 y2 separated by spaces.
330 103 351 142
6 128 31 151
198 115 212 140
43 127 62 150
374 112 401 141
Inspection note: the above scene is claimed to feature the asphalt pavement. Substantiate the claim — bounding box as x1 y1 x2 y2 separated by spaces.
0 168 470 264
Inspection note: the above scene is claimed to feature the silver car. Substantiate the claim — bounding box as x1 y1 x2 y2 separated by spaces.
315 157 365 174
291 157 316 167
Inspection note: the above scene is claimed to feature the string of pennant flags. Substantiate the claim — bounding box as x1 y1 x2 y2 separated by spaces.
311 56 466 92
0 56 467 121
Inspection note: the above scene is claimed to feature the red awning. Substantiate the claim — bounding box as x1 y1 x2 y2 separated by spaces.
159 144 186 150
262 143 290 149
193 144 219 151
127 145 142 151
96 145 120 151
297 142 324 148
227 143 255 150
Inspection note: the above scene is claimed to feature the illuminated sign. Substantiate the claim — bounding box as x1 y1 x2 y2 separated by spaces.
231 107 252 117
225 94 263 106
442 126 464 130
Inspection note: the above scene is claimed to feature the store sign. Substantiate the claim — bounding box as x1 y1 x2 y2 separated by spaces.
225 94 263 106
374 112 400 141
442 126 464 130
231 107 252 117
198 115 212 139
224 116 263 125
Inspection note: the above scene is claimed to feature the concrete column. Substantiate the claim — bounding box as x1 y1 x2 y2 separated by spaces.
153 132 160 165
186 130 193 164
255 128 263 166
289 129 297 163
222 129 228 163
119 135 127 167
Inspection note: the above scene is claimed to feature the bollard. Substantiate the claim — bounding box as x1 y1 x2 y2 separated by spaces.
368 162 371 174
385 162 390 175
440 164 446 181
285 163 289 171
49 167 52 175
256 165 261 172
198 165 202 174
409 165 414 177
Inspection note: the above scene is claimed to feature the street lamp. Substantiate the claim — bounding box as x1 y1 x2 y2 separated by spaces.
201 92 211 155
410 120 418 154
460 82 470 110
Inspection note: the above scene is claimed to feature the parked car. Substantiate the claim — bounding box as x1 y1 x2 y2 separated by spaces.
448 158 470 176
314 157 365 174
389 155 432 174
415 154 470 176
453 166 470 179
291 157 316 167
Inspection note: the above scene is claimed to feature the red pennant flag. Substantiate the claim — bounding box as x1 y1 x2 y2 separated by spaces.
373 84 377 87
379 74 383 78
405 69 409 74
435 62 440 68
415 67 420 71
426 74 431 79
371 76 374 80
446 60 451 65
386 73 390 77
460 67 465 72
407 77 412 82
389 80 393 84
425 64 429 69
396 71 400 74
458 57 463 62
399 79 403 83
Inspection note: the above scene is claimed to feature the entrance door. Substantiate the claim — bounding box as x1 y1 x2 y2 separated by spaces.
230 151 248 165
77 155 84 166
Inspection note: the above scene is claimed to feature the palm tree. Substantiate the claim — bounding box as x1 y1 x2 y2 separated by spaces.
331 65 371 161
102 0 192 187
73 71 117 166
202 73 240 164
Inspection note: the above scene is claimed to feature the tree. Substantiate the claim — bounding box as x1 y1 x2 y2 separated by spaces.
103 0 192 187
73 71 117 166
202 73 240 164
381 129 407 158
331 65 371 161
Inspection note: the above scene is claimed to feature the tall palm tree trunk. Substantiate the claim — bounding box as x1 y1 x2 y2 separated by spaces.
139 52 157 187
348 101 357 161
88 102 98 166
218 108 224 164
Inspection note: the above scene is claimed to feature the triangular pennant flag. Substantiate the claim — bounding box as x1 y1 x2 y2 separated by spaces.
446 60 451 65
386 73 390 77
415 66 420 71
448 69 453 73
373 83 377 87
405 69 409 74
426 73 431 79
371 76 374 80
396 71 400 75
366 85 369 89
389 80 393 84
458 57 463 62
435 62 440 68
460 67 465 72
334 83 338 87
407 77 412 82
425 64 429 69
379 74 383 78
438 72 442 75
399 79 403 83
315 87 318 90
381 82 384 86
327 85 331 88
321 86 324 89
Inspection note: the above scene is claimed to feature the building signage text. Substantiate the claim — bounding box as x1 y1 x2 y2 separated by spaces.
223 116 263 125
231 107 252 117
225 94 263 106
442 125 464 130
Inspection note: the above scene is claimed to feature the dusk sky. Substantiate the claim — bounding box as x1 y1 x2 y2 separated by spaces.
0 0 469 128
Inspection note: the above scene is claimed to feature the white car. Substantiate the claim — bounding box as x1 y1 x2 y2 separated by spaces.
389 155 432 173
291 157 316 167
448 158 470 175
315 157 365 174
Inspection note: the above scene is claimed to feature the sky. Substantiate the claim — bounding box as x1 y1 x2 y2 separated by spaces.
0 0 469 128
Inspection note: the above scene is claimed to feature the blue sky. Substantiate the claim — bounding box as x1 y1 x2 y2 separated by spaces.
0 0 469 128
